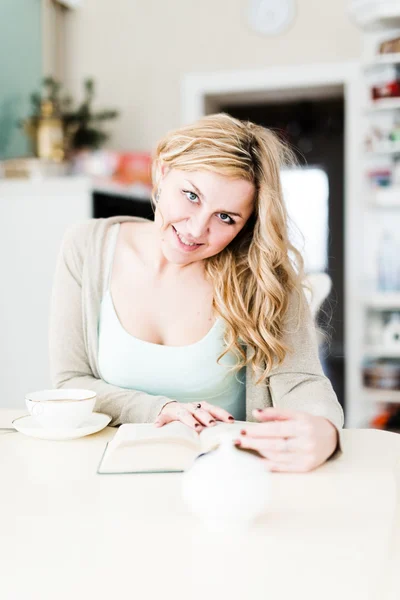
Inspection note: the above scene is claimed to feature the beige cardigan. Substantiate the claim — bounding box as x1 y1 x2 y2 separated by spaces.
49 216 344 429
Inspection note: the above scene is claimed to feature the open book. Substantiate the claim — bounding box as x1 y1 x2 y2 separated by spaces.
97 421 252 474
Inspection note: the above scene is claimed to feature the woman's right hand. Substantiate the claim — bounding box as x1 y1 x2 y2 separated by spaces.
154 401 235 432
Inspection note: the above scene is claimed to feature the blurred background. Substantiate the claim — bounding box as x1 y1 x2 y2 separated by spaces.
1 0 400 432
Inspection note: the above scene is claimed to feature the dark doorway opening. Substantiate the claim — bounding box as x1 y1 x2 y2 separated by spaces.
219 97 346 410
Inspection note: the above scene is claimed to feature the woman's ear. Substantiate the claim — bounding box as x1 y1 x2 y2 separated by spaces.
160 163 170 180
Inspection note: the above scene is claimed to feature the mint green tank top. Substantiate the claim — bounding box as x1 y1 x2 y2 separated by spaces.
98 224 246 420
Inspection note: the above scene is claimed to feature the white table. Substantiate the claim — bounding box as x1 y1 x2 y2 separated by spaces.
1 409 399 600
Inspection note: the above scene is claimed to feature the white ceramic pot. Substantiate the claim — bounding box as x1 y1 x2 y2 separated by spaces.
182 435 271 532
25 389 96 429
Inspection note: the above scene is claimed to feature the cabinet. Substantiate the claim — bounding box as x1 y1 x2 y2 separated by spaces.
0 177 91 408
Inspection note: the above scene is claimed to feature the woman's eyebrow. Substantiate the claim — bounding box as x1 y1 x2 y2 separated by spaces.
184 179 243 219
226 211 243 218
184 180 204 199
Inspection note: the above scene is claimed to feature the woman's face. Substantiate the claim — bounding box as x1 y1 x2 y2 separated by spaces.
154 169 255 265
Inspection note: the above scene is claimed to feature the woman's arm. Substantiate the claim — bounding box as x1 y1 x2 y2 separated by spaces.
267 289 344 431
236 289 343 472
48 221 174 426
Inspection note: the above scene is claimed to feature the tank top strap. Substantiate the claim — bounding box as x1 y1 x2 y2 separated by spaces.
103 223 120 296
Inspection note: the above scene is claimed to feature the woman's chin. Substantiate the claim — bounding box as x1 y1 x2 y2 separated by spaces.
161 243 197 265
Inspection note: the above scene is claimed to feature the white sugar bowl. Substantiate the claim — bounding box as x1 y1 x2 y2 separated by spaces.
182 435 271 532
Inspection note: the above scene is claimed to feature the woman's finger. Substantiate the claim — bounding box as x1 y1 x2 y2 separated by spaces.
155 406 204 432
235 435 293 457
253 407 302 422
198 401 235 423
176 408 204 432
257 450 297 463
186 404 216 427
241 419 300 439
154 412 171 427
238 436 302 454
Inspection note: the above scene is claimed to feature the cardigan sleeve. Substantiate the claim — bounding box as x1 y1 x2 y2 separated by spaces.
48 221 175 426
267 288 344 431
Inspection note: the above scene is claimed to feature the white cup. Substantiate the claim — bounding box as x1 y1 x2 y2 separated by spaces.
25 389 97 429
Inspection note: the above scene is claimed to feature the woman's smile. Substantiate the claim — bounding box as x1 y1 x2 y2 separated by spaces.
172 225 204 252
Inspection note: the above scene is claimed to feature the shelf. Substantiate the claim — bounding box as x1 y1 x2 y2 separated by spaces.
363 293 400 309
364 345 400 358
367 186 400 207
349 1 400 30
363 387 400 403
366 98 400 112
366 141 400 155
363 53 400 69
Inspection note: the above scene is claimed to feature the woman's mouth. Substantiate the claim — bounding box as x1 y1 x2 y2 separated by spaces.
172 226 203 252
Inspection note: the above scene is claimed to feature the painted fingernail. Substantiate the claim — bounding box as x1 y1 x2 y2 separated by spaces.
240 429 247 436
228 416 234 421
256 409 263 413
234 439 241 447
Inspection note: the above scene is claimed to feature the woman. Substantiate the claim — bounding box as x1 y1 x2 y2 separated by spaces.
49 113 343 472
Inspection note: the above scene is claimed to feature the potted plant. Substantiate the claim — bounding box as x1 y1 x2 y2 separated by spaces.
63 78 119 155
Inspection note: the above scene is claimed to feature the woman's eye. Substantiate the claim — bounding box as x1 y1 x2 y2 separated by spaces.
218 212 235 225
183 190 199 203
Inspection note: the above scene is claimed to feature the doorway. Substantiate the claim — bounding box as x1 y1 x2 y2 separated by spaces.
218 96 345 408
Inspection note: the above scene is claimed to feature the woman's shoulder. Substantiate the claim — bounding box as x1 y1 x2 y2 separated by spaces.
62 218 97 248
61 216 146 257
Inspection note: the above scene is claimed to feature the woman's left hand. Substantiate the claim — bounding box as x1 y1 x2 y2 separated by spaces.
236 408 339 472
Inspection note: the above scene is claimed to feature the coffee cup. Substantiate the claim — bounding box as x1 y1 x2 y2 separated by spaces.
25 389 97 429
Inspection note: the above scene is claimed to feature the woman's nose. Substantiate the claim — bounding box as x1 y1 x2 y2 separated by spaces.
187 213 210 239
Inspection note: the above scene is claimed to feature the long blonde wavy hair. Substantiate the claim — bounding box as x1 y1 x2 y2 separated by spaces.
152 113 306 383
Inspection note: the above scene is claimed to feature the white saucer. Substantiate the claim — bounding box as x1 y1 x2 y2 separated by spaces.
12 412 112 441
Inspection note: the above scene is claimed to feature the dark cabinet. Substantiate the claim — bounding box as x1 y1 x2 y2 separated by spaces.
93 192 154 221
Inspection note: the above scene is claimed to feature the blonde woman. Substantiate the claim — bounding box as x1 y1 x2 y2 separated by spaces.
49 113 343 472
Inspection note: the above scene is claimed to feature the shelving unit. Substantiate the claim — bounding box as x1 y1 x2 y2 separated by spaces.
348 0 400 428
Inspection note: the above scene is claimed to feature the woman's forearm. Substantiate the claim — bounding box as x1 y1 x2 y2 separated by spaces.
56 373 173 426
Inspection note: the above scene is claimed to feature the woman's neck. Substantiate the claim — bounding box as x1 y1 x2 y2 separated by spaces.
131 220 205 279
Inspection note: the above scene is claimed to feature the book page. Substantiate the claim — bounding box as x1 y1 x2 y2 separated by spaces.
98 422 202 473
98 441 198 473
108 422 201 451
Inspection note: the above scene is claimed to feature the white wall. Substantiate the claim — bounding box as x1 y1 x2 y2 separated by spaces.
62 0 362 150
